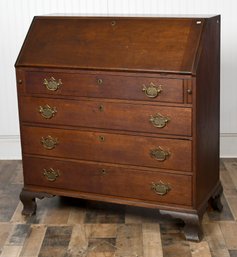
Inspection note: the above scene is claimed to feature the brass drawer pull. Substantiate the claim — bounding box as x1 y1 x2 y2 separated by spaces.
41 135 58 150
151 181 171 196
150 146 170 161
38 104 57 119
43 77 62 91
43 168 60 182
150 113 170 128
142 82 162 98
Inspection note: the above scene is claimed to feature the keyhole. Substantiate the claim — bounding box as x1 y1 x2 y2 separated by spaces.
97 78 103 85
99 105 104 112
101 169 107 175
98 135 105 142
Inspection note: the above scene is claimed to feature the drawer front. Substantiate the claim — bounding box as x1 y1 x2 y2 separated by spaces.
24 71 184 103
23 156 192 206
21 126 192 172
20 96 192 136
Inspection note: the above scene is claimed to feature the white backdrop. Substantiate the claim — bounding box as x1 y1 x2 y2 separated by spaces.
0 0 236 159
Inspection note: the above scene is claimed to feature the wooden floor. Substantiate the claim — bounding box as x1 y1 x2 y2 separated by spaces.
0 160 237 257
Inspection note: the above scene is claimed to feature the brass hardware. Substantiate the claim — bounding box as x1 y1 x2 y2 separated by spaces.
111 21 116 26
18 79 22 84
100 169 107 175
187 89 192 94
43 168 60 182
142 82 162 98
99 105 104 112
97 78 103 85
151 181 171 196
98 135 105 142
38 104 57 119
150 113 170 128
41 135 58 150
43 77 62 91
196 20 202 25
150 146 170 161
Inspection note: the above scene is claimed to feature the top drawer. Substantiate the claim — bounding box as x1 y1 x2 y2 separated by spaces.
22 71 184 103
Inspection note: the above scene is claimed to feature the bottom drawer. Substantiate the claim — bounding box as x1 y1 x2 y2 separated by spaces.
23 156 192 206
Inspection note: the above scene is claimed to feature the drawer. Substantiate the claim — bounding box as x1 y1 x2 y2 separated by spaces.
20 96 192 136
21 126 192 172
23 71 184 103
23 156 192 206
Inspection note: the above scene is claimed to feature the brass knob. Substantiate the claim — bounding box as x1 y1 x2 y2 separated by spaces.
150 113 170 128
98 135 105 142
97 78 103 85
187 89 192 94
41 136 58 150
43 168 60 182
151 181 171 196
38 104 57 119
43 77 62 91
111 21 116 26
142 82 162 98
18 79 23 84
150 146 170 161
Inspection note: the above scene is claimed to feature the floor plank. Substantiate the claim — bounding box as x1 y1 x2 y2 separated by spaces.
142 223 163 257
67 224 88 257
220 221 237 250
189 241 212 257
115 224 143 257
19 225 47 257
38 226 72 257
204 223 230 257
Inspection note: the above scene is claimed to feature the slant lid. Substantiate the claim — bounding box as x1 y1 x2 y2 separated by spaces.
16 16 206 74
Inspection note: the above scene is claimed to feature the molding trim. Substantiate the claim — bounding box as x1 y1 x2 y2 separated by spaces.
220 133 237 158
0 134 237 159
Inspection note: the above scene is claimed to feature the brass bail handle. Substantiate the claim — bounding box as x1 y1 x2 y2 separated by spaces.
38 104 57 119
43 168 60 182
150 146 170 162
43 77 62 91
151 181 171 196
41 135 58 150
142 82 162 98
150 113 170 128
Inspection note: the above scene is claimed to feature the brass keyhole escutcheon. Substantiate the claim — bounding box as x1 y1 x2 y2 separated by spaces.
150 113 170 128
150 146 170 161
111 21 116 26
142 82 162 98
41 135 58 150
43 168 60 182
151 181 171 196
38 104 57 119
97 78 103 85
100 169 107 175
43 77 62 91
99 105 104 112
98 135 105 142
